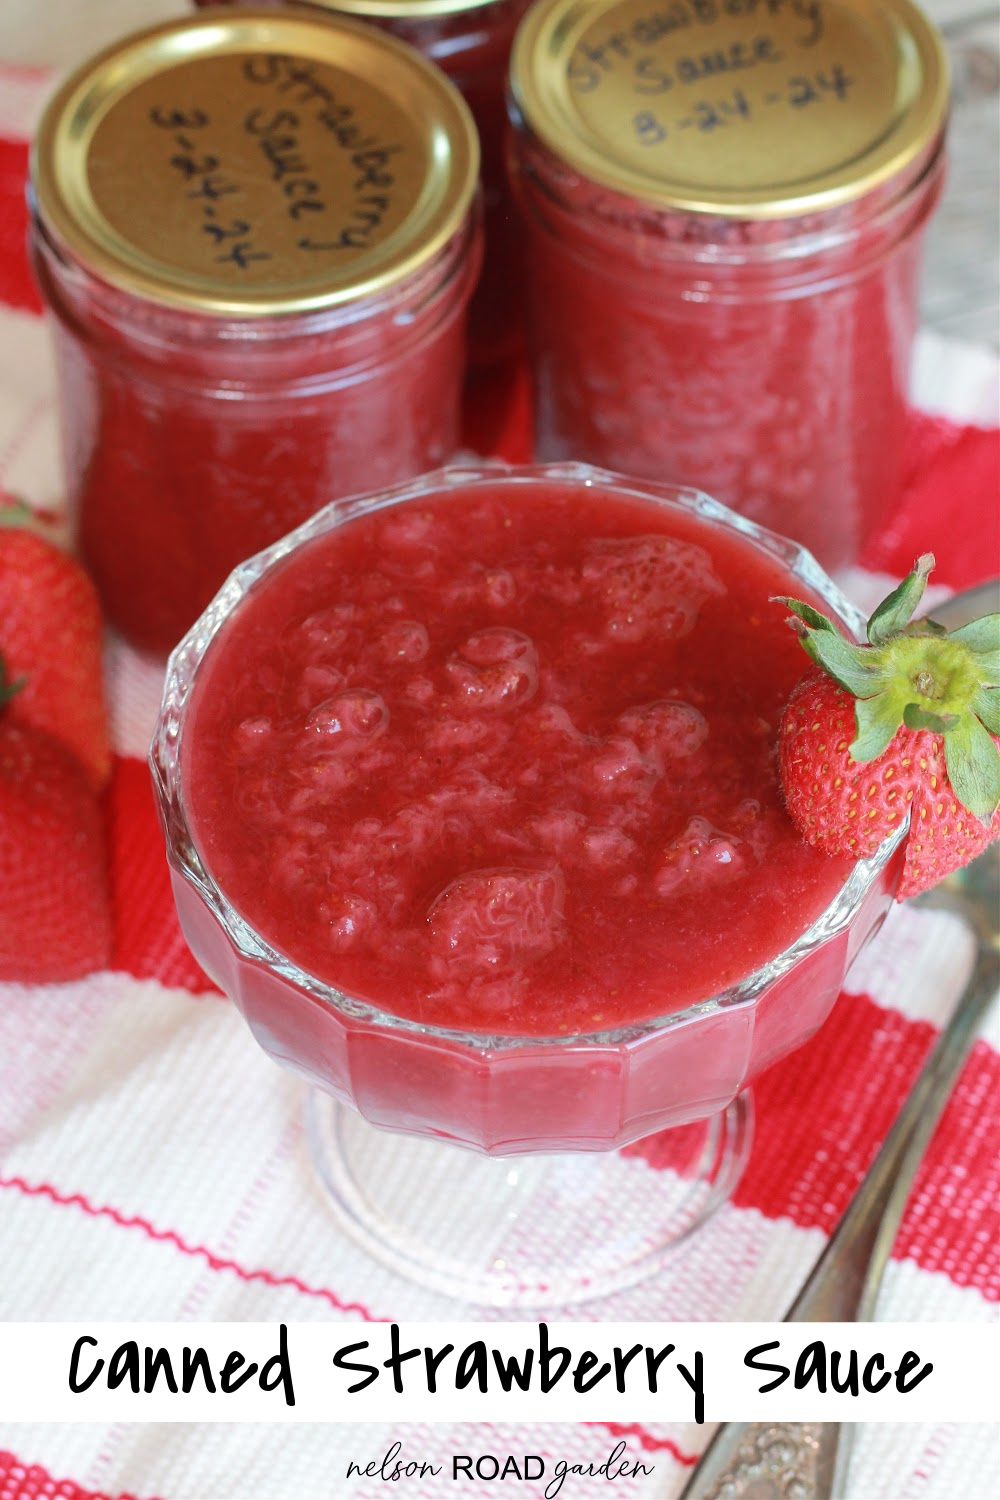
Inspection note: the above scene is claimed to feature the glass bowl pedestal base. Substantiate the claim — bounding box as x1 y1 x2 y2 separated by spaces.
306 1089 754 1308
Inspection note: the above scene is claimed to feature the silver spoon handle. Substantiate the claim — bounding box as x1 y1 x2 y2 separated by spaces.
679 870 1000 1500
790 923 1000 1327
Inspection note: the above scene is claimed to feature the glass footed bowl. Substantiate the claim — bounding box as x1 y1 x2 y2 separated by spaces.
151 461 905 1155
150 462 904 1303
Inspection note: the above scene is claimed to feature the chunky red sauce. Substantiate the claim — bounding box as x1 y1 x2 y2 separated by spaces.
36 251 476 656
511 151 942 571
182 475 852 1035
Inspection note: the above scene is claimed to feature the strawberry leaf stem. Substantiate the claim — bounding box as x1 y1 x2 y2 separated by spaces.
944 716 1000 828
867 553 933 645
949 615 1000 677
902 704 959 734
0 500 35 529
854 692 906 759
782 613 880 697
0 652 26 708
974 687 1000 736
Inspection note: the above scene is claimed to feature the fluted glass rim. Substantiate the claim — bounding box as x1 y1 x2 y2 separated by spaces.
150 460 905 1053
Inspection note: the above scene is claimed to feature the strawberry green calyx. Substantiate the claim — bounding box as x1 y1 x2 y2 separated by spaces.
0 652 25 709
0 501 33 529
776 555 1000 829
0 498 70 548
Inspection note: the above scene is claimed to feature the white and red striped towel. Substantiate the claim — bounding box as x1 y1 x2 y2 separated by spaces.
0 52 999 1500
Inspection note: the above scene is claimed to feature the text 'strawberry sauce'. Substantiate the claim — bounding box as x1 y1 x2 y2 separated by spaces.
508 0 948 571
194 0 531 369
181 470 856 1037
29 11 480 655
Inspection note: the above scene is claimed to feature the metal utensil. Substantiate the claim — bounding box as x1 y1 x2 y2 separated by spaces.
679 582 1000 1500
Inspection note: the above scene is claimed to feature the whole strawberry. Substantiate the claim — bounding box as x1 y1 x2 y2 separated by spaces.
0 711 113 983
778 555 1000 898
0 503 111 791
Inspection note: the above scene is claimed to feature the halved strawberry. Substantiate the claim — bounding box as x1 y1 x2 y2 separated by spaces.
0 502 111 791
777 555 1000 898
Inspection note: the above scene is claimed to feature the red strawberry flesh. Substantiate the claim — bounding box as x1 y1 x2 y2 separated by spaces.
780 668 1000 897
0 515 111 791
0 720 113 983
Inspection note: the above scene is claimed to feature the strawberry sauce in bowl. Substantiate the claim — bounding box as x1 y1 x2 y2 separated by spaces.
151 464 906 1157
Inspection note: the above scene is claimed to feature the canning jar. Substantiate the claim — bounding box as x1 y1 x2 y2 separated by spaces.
508 0 949 570
30 9 480 654
194 0 531 369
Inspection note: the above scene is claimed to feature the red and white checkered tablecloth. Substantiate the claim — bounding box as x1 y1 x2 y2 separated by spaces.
0 54 998 1500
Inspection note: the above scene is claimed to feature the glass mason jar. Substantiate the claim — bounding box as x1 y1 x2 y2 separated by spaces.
507 0 949 571
30 10 481 654
193 0 532 369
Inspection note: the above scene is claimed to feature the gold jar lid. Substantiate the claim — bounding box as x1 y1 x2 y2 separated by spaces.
32 8 479 315
510 0 949 218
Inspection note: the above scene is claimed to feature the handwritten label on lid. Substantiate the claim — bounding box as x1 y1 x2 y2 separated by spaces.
568 0 899 192
86 51 423 298
513 0 946 213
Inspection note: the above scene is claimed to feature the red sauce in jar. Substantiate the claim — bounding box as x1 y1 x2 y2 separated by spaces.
30 11 481 654
508 0 948 570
